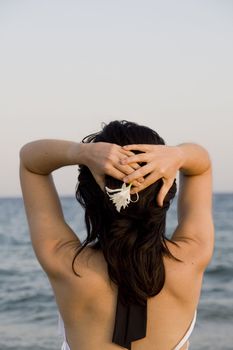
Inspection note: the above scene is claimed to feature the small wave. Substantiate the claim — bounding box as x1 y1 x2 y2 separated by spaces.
0 292 54 313
206 265 233 278
0 233 30 246
198 302 233 322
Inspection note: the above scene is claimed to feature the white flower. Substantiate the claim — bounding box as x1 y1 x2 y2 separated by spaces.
105 182 139 212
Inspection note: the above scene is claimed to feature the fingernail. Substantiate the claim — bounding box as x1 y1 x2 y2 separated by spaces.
123 177 128 182
139 178 144 183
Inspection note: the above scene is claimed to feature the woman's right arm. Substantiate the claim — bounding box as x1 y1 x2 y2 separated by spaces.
121 143 214 269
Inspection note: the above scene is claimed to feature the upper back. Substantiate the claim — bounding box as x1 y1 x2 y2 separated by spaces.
49 241 203 350
49 159 214 350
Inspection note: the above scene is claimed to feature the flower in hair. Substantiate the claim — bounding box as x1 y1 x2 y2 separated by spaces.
105 182 139 213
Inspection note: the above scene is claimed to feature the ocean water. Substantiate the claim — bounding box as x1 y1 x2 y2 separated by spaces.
0 194 233 350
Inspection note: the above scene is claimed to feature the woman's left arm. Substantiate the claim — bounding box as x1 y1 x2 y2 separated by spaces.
19 139 139 277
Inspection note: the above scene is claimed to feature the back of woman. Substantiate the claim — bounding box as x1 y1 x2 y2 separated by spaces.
19 120 214 350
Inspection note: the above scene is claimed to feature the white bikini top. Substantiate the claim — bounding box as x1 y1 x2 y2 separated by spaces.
58 309 197 350
173 310 197 350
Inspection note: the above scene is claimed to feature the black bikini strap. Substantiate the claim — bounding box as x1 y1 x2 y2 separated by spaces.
112 290 147 349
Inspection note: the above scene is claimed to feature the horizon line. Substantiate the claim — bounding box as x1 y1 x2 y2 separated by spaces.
0 192 232 200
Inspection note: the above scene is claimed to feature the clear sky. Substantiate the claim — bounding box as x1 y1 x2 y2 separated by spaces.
0 0 232 196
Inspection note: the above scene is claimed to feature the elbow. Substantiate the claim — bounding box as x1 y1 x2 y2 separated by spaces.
19 142 34 170
204 146 212 171
19 143 30 166
19 144 27 164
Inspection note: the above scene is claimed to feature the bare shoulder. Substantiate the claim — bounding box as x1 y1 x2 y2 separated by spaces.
51 243 109 283
48 245 115 316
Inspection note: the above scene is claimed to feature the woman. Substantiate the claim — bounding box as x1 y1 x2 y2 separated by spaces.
19 120 214 350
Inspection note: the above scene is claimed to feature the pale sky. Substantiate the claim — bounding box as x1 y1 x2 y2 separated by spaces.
0 0 233 196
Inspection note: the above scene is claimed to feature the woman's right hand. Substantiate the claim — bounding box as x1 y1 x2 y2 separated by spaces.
120 144 184 206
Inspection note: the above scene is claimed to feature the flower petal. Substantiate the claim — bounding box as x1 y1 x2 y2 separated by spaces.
105 183 132 212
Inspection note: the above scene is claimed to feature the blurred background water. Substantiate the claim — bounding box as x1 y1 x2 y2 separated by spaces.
0 194 232 350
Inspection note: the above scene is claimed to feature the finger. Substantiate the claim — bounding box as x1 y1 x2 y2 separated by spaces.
105 167 128 181
122 144 151 152
132 179 143 187
156 179 173 207
123 163 154 183
129 163 145 183
113 156 143 180
119 149 136 157
104 165 143 186
115 163 145 184
111 144 136 160
131 162 141 170
119 149 141 168
130 173 161 194
120 153 150 165
113 161 141 177
117 163 138 175
109 148 138 167
130 184 144 194
118 159 141 170
119 149 144 170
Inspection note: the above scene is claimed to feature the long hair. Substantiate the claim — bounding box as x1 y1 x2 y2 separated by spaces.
73 120 178 307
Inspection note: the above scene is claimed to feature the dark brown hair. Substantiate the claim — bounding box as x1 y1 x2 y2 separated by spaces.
73 120 178 307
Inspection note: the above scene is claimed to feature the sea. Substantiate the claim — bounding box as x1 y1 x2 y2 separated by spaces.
0 194 232 350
